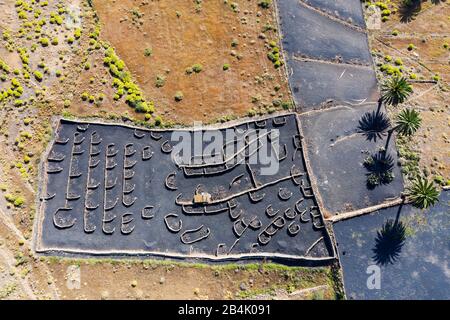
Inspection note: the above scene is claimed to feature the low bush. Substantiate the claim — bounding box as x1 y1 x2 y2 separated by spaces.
33 70 43 81
174 91 184 101
258 0 271 9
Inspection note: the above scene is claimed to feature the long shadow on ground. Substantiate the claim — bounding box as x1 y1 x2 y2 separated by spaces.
333 190 450 300
299 104 404 215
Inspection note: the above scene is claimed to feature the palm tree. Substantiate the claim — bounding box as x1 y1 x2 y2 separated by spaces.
385 108 421 150
406 177 440 209
380 76 413 107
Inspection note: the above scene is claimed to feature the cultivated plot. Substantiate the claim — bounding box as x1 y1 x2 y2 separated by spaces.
300 104 404 215
333 190 450 300
287 60 379 107
278 0 372 64
277 0 378 110
35 115 335 264
302 0 367 28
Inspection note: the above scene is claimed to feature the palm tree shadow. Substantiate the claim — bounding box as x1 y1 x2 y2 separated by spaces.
399 0 422 23
357 111 391 142
372 205 406 266
364 151 395 189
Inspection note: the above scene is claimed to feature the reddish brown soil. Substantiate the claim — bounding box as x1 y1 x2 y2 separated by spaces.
93 0 291 124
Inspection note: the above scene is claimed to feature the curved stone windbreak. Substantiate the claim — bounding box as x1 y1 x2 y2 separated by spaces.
35 115 335 264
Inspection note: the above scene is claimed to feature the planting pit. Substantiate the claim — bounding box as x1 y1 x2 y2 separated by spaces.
35 114 335 264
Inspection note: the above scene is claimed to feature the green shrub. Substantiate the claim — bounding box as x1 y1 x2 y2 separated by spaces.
33 70 43 81
144 48 152 57
74 28 82 39
281 101 292 110
39 37 49 47
154 116 163 126
174 91 184 102
258 0 271 9
155 75 165 88
13 196 25 207
394 58 403 66
223 63 230 71
434 175 444 185
14 99 24 107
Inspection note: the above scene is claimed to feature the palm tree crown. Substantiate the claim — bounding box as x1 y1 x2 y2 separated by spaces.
406 177 440 209
395 108 422 136
381 76 413 106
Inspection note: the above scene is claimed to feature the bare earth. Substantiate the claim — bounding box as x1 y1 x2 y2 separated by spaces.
94 0 291 124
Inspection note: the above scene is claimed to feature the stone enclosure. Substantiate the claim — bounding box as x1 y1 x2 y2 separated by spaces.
35 115 335 264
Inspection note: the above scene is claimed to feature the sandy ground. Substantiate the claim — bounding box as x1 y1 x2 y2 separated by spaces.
367 0 450 183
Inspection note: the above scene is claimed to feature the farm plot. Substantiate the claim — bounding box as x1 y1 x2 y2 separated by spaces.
333 190 450 300
277 0 378 110
300 104 404 216
287 60 379 108
301 0 367 28
35 114 335 264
